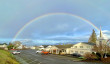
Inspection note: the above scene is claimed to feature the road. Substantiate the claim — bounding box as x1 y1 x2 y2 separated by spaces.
14 50 103 64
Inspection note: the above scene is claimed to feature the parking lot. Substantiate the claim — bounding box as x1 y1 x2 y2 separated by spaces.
13 50 103 64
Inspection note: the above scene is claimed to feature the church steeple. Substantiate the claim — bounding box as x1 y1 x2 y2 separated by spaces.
96 26 106 46
100 26 103 38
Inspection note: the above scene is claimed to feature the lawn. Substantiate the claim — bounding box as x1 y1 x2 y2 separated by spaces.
0 49 19 64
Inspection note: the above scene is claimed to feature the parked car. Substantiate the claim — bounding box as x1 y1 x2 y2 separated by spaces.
36 50 42 53
12 50 20 55
72 53 81 57
41 51 50 55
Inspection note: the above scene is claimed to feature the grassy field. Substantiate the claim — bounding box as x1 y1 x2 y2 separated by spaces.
0 49 19 64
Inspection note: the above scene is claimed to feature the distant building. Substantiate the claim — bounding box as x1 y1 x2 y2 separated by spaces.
44 44 73 54
13 41 23 49
36 45 45 50
0 43 8 50
30 46 36 49
55 44 73 55
45 45 59 54
49 46 59 54
44 45 52 51
44 43 95 55
0 44 7 48
22 45 29 49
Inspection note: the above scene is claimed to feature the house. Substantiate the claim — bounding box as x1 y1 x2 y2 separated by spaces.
30 46 36 49
22 45 29 49
0 44 7 48
44 45 52 51
69 42 95 55
50 46 59 54
44 43 95 55
36 45 45 50
44 44 73 54
45 45 59 54
13 41 23 49
0 43 8 50
55 44 73 55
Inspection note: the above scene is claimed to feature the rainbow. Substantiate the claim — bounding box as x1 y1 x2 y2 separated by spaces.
12 12 101 41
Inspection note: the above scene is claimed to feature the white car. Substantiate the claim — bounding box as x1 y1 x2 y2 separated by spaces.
36 50 42 53
12 51 21 55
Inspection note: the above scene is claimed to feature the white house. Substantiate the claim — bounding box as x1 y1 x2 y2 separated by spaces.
0 44 8 50
30 46 36 49
44 45 73 54
55 44 73 55
0 44 7 48
44 45 52 51
45 45 59 54
69 42 94 55
36 45 45 50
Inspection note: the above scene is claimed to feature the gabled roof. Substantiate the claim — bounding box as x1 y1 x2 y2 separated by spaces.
85 42 96 45
55 44 73 49
73 42 95 46
0 43 7 45
43 45 48 48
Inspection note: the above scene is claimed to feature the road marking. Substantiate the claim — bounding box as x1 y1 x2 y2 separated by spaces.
28 59 38 64
38 62 42 64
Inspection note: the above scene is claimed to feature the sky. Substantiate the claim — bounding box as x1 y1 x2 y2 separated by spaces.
0 0 110 45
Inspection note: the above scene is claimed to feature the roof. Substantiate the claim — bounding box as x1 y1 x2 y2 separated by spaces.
0 43 7 45
13 41 22 44
55 44 73 49
43 45 48 48
73 42 96 46
83 42 96 45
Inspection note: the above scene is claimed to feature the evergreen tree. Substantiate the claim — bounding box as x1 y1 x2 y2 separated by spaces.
88 29 97 43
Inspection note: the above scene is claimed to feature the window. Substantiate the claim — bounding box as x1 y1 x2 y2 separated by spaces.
80 51 84 53
87 46 90 48
75 51 78 53
65 50 66 52
100 41 102 45
80 46 83 48
74 46 77 48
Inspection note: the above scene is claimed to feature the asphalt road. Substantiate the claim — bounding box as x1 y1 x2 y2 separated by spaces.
14 50 104 64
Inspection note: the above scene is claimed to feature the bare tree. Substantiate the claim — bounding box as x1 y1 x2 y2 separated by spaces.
93 43 110 58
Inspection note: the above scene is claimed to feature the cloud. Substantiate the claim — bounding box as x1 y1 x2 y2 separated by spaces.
96 30 110 39
1 0 110 44
102 30 110 33
17 15 94 39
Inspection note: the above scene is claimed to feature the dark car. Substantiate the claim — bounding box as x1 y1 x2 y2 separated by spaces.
72 53 81 57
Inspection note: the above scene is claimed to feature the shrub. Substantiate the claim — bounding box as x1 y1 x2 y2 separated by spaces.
84 52 98 60
101 57 110 62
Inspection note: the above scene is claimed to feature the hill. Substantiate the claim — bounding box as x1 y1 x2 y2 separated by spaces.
0 49 19 64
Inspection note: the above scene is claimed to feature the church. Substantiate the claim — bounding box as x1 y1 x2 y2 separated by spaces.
96 27 108 45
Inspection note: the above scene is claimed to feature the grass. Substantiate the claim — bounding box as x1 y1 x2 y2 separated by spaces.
0 49 20 64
